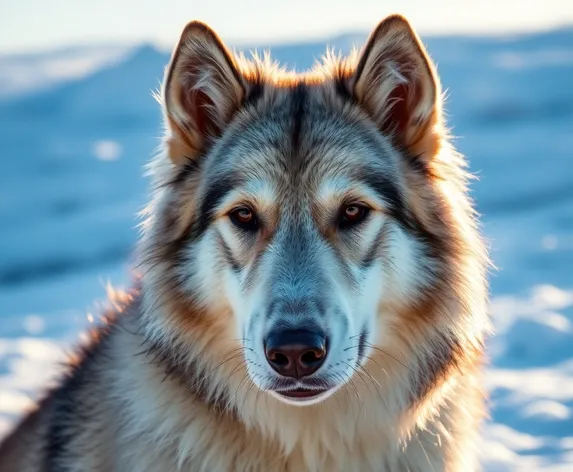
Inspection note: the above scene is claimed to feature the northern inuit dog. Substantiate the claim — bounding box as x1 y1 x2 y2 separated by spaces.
0 14 490 472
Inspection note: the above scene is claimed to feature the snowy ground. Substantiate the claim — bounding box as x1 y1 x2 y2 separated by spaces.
1 28 572 470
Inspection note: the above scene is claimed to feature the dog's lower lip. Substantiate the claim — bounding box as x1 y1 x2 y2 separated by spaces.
276 388 327 399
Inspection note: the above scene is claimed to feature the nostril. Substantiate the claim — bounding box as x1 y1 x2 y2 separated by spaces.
269 351 290 366
300 348 325 365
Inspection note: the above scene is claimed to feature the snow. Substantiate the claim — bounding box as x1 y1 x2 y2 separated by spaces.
92 140 123 161
0 27 572 470
0 44 135 99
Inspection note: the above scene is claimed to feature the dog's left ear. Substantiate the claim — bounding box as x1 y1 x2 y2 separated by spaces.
352 15 443 157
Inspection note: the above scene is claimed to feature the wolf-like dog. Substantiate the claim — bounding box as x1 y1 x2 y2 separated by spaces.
0 14 490 472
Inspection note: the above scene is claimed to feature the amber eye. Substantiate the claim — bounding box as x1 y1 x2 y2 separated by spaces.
339 204 370 229
229 207 259 231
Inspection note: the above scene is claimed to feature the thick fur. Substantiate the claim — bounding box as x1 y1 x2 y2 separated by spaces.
0 15 490 472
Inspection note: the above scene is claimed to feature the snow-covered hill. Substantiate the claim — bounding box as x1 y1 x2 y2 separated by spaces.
0 27 572 470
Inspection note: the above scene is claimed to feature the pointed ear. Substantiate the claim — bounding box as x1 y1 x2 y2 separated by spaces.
352 15 442 157
163 21 245 165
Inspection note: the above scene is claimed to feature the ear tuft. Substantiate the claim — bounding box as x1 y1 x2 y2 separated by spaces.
353 15 442 157
163 21 245 165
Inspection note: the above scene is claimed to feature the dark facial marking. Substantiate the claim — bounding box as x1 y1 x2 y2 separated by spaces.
194 175 240 238
361 224 391 269
354 161 449 272
290 82 307 156
357 329 368 365
218 232 241 272
355 168 407 224
355 166 443 255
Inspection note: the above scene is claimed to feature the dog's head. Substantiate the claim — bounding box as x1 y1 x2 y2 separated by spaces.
140 16 485 408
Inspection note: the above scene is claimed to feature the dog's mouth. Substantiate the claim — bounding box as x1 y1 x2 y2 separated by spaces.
274 387 328 400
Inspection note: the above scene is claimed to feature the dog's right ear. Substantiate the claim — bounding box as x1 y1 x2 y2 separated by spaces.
162 21 245 165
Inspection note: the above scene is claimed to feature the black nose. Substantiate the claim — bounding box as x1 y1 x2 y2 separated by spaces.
264 330 327 378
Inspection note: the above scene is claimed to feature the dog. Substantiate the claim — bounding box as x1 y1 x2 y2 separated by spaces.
0 14 490 471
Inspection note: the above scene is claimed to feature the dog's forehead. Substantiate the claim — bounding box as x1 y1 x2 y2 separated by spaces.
207 90 398 195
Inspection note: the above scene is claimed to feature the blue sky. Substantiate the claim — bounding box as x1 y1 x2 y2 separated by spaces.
2 0 573 52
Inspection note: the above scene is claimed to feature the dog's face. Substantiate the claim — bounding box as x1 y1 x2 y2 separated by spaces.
191 107 427 405
146 16 450 406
